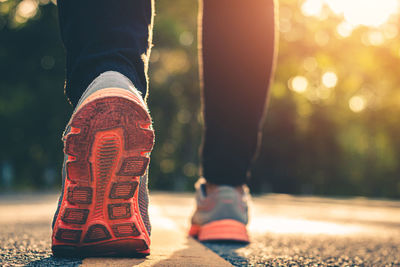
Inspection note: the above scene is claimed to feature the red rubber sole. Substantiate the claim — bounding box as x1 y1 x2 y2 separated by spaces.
189 219 249 243
52 88 154 257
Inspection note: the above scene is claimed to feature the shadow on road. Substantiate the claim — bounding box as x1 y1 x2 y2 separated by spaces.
25 256 82 267
203 242 249 266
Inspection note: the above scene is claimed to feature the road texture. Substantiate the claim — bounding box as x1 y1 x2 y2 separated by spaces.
0 192 399 266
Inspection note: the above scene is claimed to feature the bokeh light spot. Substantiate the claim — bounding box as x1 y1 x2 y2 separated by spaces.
368 31 385 46
179 31 194 46
336 22 353 38
301 0 323 17
279 18 292 33
322 71 338 88
349 96 366 112
303 57 318 72
183 163 197 177
160 159 175 173
383 24 398 39
290 76 309 93
16 0 38 22
177 109 191 124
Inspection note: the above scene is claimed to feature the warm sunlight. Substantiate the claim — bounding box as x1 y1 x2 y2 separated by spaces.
249 217 364 235
302 0 399 28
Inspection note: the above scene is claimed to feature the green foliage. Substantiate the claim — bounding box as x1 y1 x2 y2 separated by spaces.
0 0 399 198
252 0 400 198
0 1 69 190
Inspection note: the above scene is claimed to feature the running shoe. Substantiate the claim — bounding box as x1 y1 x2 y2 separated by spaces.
189 178 250 242
52 71 154 257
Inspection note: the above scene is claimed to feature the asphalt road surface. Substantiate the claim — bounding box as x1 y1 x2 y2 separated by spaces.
0 192 399 266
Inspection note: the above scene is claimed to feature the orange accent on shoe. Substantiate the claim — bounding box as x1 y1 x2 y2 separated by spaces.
188 224 201 237
70 126 81 134
52 88 154 257
197 219 250 243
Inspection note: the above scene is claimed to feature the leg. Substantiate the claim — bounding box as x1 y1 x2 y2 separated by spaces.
52 0 155 256
58 0 153 107
200 0 278 186
189 0 278 242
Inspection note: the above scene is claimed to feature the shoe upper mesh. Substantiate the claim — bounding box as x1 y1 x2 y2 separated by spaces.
138 171 151 235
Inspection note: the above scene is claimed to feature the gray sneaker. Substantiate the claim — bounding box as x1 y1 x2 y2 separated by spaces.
52 71 154 257
189 178 250 242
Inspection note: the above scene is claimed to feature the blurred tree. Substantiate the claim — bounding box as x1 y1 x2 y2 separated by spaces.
0 0 399 198
0 0 69 190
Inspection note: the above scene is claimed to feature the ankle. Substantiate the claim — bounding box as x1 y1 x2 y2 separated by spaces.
205 182 246 195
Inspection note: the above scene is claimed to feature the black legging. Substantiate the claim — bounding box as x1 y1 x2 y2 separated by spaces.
57 0 277 186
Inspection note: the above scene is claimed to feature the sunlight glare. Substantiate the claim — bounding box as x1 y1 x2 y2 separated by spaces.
249 217 363 235
341 0 398 27
303 0 398 28
324 0 346 15
301 0 324 17
149 206 177 230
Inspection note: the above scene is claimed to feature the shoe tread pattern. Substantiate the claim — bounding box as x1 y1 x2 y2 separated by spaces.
52 95 153 257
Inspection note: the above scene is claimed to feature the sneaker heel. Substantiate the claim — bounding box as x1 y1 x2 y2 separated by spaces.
198 219 249 243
